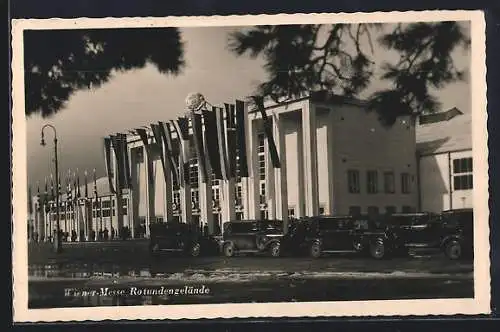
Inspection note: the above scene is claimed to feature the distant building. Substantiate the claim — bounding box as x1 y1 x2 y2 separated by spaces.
31 177 132 242
416 107 473 212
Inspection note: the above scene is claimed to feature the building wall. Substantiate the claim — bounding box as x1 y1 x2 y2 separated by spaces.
283 113 303 217
419 149 473 212
326 102 418 215
316 111 330 214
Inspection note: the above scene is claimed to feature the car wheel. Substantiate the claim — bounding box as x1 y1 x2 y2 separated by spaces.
190 243 201 257
370 240 386 259
270 242 281 257
445 240 462 260
223 243 235 257
310 242 321 258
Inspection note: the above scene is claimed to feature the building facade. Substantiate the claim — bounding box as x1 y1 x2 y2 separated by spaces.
32 178 132 241
113 92 418 237
31 92 424 241
416 107 473 212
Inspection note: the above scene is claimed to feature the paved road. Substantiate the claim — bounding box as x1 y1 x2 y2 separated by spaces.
27 240 474 308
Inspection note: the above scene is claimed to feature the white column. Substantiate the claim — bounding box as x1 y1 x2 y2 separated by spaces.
162 167 173 223
296 118 306 217
273 113 289 228
221 178 236 225
327 109 336 215
199 178 213 233
302 102 319 216
246 117 260 219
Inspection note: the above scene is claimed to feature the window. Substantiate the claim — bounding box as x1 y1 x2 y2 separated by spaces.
260 183 266 204
257 133 266 180
319 207 325 215
367 170 378 194
173 191 180 207
211 173 219 187
453 157 473 173
385 206 397 215
288 207 295 217
453 157 473 190
349 206 361 216
235 186 243 206
212 188 220 201
257 133 265 153
258 155 266 180
236 212 243 220
383 171 395 194
367 206 379 216
191 190 199 206
189 160 199 188
235 150 242 183
102 209 111 217
401 173 411 194
347 170 360 193
454 175 473 191
260 210 268 219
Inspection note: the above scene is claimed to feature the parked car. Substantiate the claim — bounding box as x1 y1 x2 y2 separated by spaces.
383 209 473 260
438 208 474 260
221 219 283 257
280 215 397 259
149 221 219 257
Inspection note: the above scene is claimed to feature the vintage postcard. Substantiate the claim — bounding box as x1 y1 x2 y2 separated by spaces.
11 10 490 322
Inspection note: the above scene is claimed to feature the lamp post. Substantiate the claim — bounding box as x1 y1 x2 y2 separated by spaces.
41 124 62 253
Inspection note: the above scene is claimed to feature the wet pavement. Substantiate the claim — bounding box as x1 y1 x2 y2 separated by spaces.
27 240 475 308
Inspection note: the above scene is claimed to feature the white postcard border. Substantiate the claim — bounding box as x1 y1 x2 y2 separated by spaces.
11 10 490 322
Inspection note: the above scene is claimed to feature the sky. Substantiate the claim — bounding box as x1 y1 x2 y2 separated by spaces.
25 23 471 191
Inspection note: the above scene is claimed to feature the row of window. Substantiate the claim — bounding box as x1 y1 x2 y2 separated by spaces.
286 206 415 217
347 170 412 194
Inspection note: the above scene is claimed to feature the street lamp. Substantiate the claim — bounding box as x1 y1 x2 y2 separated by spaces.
41 124 62 253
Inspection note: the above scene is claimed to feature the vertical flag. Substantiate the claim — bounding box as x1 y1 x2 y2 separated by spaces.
84 170 89 198
135 128 150 158
44 177 48 198
28 185 33 215
103 137 117 194
158 121 179 184
110 134 125 190
235 100 249 177
215 106 229 180
190 112 208 183
201 108 222 179
171 117 191 186
252 96 280 168
93 168 98 198
151 123 170 186
66 170 72 202
50 174 55 200
36 181 41 211
76 171 81 199
118 133 132 189
225 103 238 178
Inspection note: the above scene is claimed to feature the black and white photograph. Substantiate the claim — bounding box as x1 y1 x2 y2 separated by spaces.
11 11 490 322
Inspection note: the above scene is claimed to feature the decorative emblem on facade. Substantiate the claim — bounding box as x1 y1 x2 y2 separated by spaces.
185 92 206 113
